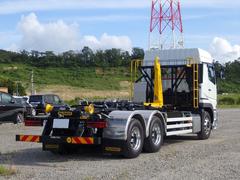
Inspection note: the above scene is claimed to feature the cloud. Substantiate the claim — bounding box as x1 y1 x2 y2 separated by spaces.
209 37 240 63
82 34 132 51
13 13 132 52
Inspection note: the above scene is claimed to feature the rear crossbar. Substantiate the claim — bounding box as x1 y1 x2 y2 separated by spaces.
16 135 101 145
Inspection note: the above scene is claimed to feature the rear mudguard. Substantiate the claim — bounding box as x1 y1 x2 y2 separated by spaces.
103 110 166 141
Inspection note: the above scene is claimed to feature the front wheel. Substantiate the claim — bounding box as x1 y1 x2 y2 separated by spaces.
143 116 164 153
198 111 212 140
123 119 144 158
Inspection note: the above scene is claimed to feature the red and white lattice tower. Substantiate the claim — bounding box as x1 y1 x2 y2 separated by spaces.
149 0 184 50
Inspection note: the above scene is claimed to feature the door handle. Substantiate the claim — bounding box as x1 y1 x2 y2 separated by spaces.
208 89 212 92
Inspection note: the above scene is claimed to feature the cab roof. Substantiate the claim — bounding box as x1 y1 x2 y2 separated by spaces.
144 48 213 66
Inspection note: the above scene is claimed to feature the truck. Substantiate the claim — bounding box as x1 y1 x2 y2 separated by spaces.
16 48 218 158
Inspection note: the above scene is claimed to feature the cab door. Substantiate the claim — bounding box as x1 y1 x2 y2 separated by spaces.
206 64 217 108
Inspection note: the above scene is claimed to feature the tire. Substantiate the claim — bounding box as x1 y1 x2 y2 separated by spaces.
198 111 212 140
123 119 144 158
143 116 164 153
14 113 24 124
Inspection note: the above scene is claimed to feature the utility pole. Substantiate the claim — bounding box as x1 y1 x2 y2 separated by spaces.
31 70 35 95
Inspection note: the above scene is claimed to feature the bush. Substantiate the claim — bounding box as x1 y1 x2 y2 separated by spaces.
236 97 240 105
0 78 26 96
0 165 16 176
218 97 235 105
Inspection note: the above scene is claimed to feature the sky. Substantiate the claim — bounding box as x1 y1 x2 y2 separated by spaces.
0 0 240 63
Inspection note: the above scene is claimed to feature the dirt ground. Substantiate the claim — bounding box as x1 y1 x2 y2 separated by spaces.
0 109 240 180
35 83 130 100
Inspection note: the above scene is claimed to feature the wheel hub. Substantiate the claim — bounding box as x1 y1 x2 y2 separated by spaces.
130 127 141 151
151 123 161 145
204 117 211 135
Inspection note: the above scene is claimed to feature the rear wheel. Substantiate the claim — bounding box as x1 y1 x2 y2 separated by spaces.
198 111 212 140
123 119 144 158
143 116 164 153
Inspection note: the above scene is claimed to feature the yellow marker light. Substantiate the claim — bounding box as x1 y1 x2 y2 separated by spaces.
45 104 54 113
66 137 72 144
84 104 95 114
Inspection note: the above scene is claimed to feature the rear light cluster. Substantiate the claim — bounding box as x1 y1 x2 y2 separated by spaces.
87 121 107 129
25 120 43 126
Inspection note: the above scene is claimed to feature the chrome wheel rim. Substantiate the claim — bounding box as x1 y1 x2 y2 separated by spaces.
204 116 211 135
151 122 161 145
130 127 141 151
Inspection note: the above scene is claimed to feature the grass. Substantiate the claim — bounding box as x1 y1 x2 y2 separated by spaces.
0 165 17 176
218 93 240 108
0 63 130 92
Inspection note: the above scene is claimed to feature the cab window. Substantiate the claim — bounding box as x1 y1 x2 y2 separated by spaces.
44 95 54 104
53 96 60 104
2 93 12 103
207 64 216 84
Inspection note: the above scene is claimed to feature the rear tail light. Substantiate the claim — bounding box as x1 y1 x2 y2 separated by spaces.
87 121 107 129
25 120 42 126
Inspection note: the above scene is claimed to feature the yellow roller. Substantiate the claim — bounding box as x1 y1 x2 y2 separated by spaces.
45 104 54 113
84 104 95 114
144 57 164 108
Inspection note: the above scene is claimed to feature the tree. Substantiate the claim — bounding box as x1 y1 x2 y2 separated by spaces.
131 48 144 60
82 46 94 66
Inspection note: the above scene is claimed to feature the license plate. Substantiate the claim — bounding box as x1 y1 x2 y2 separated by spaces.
58 111 73 117
53 119 69 129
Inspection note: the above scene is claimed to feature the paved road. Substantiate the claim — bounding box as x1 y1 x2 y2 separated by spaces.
0 109 240 180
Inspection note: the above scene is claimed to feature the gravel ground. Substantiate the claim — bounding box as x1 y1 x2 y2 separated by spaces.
0 109 240 180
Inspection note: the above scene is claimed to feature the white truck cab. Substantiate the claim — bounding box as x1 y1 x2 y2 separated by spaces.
134 48 218 129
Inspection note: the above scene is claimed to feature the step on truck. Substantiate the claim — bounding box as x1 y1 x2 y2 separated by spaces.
16 48 218 158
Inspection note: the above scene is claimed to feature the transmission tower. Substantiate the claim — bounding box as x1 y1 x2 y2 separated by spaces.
149 0 184 50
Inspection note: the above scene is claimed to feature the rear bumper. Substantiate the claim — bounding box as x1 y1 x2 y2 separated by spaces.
16 135 125 155
16 135 101 145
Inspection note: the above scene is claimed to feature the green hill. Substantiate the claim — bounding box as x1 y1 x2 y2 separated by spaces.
0 49 240 102
0 63 130 91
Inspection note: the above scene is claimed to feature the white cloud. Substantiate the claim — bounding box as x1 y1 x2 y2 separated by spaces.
82 34 132 51
13 13 132 52
210 37 240 63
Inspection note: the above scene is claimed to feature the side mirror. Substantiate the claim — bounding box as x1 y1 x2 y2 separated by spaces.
220 69 225 80
10 99 16 104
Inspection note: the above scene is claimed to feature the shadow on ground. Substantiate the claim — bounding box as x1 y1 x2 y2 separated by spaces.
0 135 199 167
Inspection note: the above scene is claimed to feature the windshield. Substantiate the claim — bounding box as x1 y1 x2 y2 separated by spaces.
14 98 23 104
29 95 42 103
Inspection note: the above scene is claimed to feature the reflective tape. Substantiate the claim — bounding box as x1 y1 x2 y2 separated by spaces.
71 137 94 144
19 135 40 143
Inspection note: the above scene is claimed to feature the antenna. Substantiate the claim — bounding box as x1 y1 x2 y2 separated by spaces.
149 0 184 50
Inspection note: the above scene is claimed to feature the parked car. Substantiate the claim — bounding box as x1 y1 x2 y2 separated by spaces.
0 92 25 124
13 96 36 116
29 94 65 115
